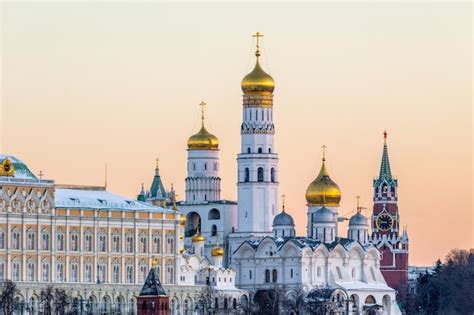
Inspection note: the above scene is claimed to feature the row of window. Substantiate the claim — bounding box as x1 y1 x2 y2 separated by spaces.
245 108 273 122
0 231 174 254
243 167 276 182
189 162 218 172
246 147 272 154
0 262 175 284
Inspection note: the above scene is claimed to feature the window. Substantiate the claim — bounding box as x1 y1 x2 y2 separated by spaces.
42 232 49 250
247 147 251 154
204 163 207 170
99 234 107 252
140 265 147 282
270 168 275 182
140 236 148 253
112 235 120 252
258 147 262 154
257 167 264 182
57 263 64 282
13 261 20 281
12 230 20 250
153 235 161 253
113 265 120 283
265 269 270 283
70 233 79 251
208 209 220 220
193 163 196 171
126 235 133 253
84 234 92 251
167 237 174 254
0 230 4 249
214 163 218 171
126 265 133 283
244 168 250 182
167 266 174 284
336 266 342 279
57 233 64 251
42 262 49 281
268 148 271 153
85 264 92 282
290 269 294 278
28 231 35 250
211 225 217 236
249 270 252 279
351 268 356 279
71 263 78 282
272 269 277 283
317 267 321 277
98 264 106 283
27 261 35 281
0 262 4 281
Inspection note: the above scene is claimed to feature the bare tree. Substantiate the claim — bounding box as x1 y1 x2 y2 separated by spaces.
40 285 55 315
281 287 306 314
253 285 283 315
53 288 70 315
0 280 18 315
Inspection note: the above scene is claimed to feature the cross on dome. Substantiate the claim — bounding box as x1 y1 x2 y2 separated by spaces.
252 32 264 57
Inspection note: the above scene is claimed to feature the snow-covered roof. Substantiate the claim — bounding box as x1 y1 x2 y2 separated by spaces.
335 281 395 292
0 154 37 179
55 188 175 212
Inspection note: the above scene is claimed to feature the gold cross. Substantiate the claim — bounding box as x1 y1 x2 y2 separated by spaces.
199 101 206 122
281 194 286 211
252 32 264 56
38 170 43 180
321 145 327 161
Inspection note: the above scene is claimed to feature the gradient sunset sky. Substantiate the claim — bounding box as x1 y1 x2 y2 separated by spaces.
1 2 472 266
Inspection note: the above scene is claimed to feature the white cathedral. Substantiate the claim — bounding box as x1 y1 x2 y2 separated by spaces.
137 34 402 314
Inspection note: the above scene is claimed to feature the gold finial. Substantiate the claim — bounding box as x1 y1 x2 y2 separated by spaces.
252 32 264 57
38 170 44 180
356 195 361 213
152 257 158 268
155 158 159 170
281 194 286 212
199 101 206 126
321 145 327 162
384 130 387 143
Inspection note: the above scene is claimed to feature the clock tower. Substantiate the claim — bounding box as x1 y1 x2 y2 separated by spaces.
371 131 409 293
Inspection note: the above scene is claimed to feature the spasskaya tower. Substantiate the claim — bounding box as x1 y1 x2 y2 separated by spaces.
371 131 409 293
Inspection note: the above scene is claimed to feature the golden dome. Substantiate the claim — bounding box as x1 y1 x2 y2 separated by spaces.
241 32 275 95
211 246 224 257
305 158 341 207
241 59 275 94
179 214 186 225
187 101 219 150
191 231 205 243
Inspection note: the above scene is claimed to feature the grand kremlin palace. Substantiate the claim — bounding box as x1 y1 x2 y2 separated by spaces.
0 155 186 314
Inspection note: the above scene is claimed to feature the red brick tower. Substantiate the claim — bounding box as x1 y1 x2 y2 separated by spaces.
371 131 409 293
137 263 170 315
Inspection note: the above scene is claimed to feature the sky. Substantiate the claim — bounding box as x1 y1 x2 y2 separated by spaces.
1 2 472 266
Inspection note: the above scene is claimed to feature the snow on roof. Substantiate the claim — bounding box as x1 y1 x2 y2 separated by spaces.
55 188 174 212
0 154 37 179
335 281 395 292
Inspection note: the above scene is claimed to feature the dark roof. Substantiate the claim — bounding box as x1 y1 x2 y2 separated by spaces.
139 268 167 297
149 169 166 199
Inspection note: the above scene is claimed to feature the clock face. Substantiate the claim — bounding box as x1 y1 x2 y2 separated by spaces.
376 213 394 231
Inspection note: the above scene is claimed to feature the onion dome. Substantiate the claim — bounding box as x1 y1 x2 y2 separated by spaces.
187 101 219 150
273 211 295 226
349 212 368 226
179 214 186 226
211 236 224 257
191 230 205 243
305 151 341 207
314 207 334 223
241 32 275 94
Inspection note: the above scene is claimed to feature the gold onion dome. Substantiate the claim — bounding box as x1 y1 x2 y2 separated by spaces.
187 101 219 150
179 214 186 225
211 237 224 257
191 230 205 243
241 32 275 94
305 153 341 207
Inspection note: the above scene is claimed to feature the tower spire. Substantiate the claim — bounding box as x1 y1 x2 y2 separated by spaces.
379 130 392 180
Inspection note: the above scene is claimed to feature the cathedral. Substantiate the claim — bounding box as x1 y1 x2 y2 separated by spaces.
0 33 409 315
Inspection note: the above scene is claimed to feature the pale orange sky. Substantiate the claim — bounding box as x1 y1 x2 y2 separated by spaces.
1 2 472 266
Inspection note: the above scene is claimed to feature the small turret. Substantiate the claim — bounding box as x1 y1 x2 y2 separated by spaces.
348 196 369 244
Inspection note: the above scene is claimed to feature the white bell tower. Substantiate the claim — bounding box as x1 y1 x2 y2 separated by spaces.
236 32 278 235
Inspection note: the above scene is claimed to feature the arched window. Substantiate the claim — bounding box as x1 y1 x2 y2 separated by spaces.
265 269 270 283
208 209 220 220
113 264 120 283
28 230 35 250
13 261 20 281
224 298 228 310
272 269 278 283
247 147 251 154
257 168 264 182
365 295 376 304
211 225 217 236
12 229 20 250
41 231 49 250
233 298 237 309
270 168 275 182
126 265 134 283
154 235 161 253
85 264 92 282
268 148 271 153
244 168 250 182
317 266 321 277
258 147 262 154
352 268 356 279
215 297 219 309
